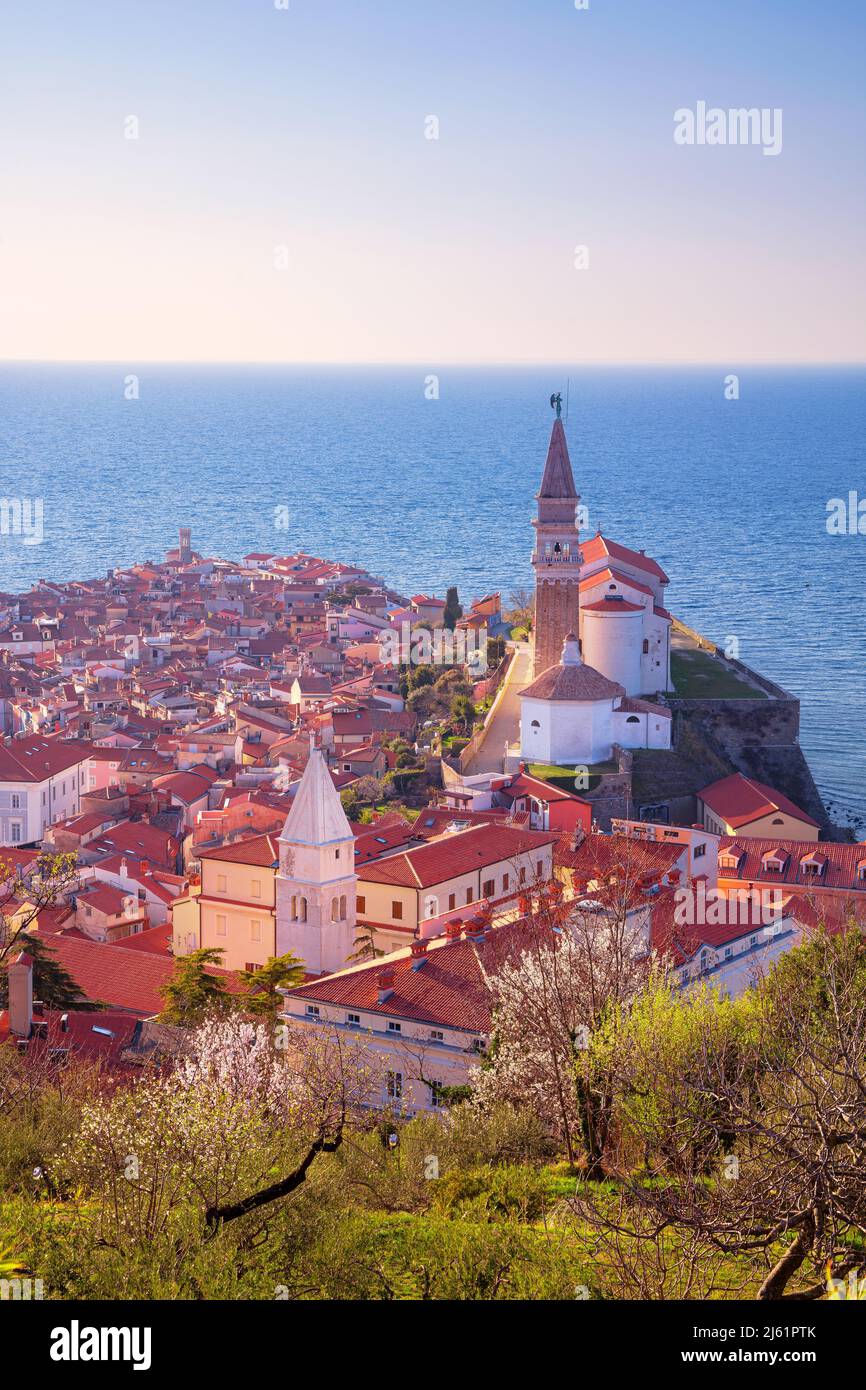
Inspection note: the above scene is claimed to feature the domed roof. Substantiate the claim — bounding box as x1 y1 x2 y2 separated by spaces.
521 660 625 704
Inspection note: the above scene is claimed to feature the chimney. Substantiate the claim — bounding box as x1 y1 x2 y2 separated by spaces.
410 938 428 958
140 860 150 876
120 856 128 880
8 953 33 1038
444 917 463 939
376 968 395 1003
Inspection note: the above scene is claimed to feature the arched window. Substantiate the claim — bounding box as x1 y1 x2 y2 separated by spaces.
290 894 297 920
626 715 640 724
531 719 540 730
331 897 339 922
299 897 307 923
423 894 439 920
339 894 347 920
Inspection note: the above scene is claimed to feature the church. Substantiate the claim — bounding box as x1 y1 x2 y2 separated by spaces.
520 401 673 767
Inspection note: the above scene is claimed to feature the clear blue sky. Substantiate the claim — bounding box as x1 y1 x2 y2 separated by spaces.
2 0 864 361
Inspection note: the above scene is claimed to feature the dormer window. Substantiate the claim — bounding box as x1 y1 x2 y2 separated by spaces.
858 860 866 882
799 854 826 878
762 850 788 874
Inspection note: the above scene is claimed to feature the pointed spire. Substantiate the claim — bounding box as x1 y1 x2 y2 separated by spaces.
538 418 577 500
279 747 352 846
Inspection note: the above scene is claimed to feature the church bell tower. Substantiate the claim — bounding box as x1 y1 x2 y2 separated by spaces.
532 397 583 677
275 746 357 976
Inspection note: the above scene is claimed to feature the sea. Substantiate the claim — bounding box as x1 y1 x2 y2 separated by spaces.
0 364 863 829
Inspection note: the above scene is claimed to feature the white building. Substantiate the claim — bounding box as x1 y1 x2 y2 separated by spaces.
0 736 92 847
519 634 671 767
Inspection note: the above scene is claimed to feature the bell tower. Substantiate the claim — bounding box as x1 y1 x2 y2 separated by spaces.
275 746 357 975
532 400 583 677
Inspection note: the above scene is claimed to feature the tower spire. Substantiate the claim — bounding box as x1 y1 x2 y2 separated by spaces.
531 400 583 677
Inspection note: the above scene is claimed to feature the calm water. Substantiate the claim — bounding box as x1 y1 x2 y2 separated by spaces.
0 364 864 826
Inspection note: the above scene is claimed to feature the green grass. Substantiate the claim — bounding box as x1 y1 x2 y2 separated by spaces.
670 648 766 700
529 762 617 794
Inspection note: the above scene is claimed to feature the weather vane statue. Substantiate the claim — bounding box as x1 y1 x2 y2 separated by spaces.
550 391 563 419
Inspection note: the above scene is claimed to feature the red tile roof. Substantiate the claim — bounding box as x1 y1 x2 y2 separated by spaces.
197 832 281 867
0 735 91 782
701 773 818 829
718 836 866 894
286 932 498 1032
581 534 669 585
358 823 558 890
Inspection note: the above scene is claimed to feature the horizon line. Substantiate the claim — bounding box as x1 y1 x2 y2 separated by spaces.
1 358 865 369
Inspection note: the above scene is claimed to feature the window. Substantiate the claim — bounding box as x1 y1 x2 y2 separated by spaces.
519 867 526 884
482 878 494 898
347 1013 361 1028
216 874 227 893
391 901 403 920
430 1029 444 1042
694 843 706 859
448 893 456 911
216 914 227 936
250 919 261 942
465 887 474 905
536 862 543 877
387 1021 401 1034
306 1004 320 1018
11 793 19 809
245 961 258 973
10 823 21 843
335 847 341 860
298 897 307 922
502 873 510 891
642 639 649 654
331 897 339 922
250 879 261 899
530 719 540 730
357 895 366 914
626 715 640 724
430 1083 445 1109
386 1070 403 1100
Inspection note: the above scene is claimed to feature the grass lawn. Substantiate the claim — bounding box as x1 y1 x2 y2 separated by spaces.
670 648 766 700
529 761 618 794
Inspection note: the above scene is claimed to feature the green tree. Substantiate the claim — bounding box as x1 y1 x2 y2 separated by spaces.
0 852 80 965
349 923 384 963
450 693 476 731
443 587 463 631
0 931 104 1014
239 954 306 1018
158 947 231 1026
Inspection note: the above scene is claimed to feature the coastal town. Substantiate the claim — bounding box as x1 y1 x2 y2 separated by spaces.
1 409 864 1110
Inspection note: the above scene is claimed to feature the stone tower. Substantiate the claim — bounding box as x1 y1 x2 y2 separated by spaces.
275 747 357 975
532 414 583 677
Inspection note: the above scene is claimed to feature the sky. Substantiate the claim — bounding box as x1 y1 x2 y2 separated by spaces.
1 0 864 364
